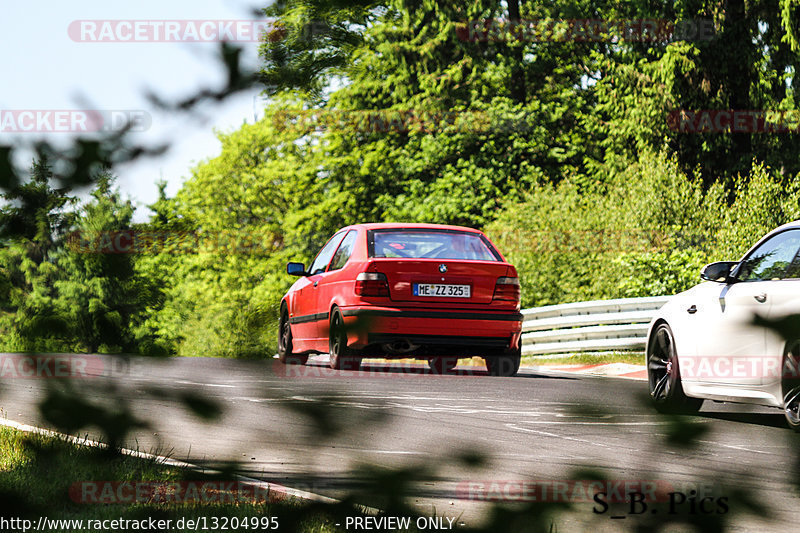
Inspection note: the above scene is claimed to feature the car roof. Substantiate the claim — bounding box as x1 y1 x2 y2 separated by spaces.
753 219 800 245
733 219 800 261
341 222 484 233
770 220 800 233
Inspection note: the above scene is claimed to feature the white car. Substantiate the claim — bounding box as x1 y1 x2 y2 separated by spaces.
647 221 800 429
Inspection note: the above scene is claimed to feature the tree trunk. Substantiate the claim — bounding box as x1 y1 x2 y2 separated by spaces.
726 0 752 176
507 0 526 104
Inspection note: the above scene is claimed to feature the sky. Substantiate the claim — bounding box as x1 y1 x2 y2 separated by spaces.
0 0 270 222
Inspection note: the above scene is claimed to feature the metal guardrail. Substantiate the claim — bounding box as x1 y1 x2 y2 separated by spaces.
521 296 672 355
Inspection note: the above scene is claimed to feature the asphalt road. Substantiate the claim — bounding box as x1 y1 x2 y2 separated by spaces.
1 353 799 532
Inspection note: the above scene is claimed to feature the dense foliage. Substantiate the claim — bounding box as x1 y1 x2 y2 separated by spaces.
2 0 799 356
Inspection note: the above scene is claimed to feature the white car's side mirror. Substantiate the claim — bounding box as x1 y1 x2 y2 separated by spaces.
700 261 738 282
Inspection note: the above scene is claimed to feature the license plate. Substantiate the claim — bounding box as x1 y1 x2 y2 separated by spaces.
413 283 471 298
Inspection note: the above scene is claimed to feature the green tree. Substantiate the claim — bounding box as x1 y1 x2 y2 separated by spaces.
133 111 324 358
0 157 77 350
260 0 602 228
0 155 76 266
53 172 138 352
593 0 800 184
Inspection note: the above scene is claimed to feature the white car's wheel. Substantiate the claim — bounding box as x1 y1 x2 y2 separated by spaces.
647 323 703 414
782 340 800 431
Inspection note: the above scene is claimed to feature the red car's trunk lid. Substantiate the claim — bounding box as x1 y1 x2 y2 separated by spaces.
370 259 509 304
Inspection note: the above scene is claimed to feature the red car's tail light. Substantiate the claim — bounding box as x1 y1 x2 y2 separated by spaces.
493 276 520 307
355 272 390 297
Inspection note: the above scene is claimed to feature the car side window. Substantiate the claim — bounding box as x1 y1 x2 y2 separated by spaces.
328 230 357 271
737 229 800 281
308 231 346 275
786 247 800 279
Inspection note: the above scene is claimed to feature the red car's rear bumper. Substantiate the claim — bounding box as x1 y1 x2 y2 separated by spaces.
339 305 522 352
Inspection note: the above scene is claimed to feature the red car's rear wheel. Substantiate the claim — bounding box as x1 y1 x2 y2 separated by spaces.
485 337 521 377
329 309 361 371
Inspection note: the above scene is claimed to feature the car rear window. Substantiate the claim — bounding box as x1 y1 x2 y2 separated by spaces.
368 230 501 261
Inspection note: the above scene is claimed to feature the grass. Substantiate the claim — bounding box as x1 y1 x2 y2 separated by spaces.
0 426 345 533
522 352 646 366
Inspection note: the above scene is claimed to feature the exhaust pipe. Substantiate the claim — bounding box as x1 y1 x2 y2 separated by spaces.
381 340 419 354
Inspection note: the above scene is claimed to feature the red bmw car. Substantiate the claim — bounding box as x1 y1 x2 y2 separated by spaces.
277 223 523 376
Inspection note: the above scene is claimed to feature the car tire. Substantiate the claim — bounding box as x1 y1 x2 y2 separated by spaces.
428 357 458 374
782 340 800 431
647 323 702 414
277 305 308 365
485 339 521 377
329 309 361 371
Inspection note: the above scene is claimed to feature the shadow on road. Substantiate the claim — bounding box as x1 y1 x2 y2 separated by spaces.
695 410 789 430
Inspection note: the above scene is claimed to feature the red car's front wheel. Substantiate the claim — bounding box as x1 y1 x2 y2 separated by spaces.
277 305 308 365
